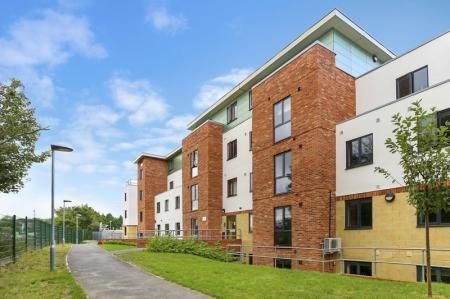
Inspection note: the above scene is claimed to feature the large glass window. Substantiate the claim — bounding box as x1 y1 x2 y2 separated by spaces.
274 206 292 246
190 150 198 177
227 101 237 123
417 266 450 283
227 139 237 160
417 209 450 227
274 97 291 142
346 134 373 169
396 66 428 99
191 184 198 211
274 151 292 194
227 178 237 197
345 261 372 276
345 198 372 229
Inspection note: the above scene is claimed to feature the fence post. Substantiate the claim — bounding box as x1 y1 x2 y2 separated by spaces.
33 217 36 250
25 216 28 252
12 215 16 263
373 248 377 277
40 221 42 249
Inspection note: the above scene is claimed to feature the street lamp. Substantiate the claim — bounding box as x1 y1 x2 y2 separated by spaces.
76 214 81 244
62 200 72 246
50 144 73 271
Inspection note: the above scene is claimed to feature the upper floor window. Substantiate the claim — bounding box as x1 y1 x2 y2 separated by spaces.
191 184 198 211
124 210 127 219
396 66 428 99
139 168 143 180
249 213 253 233
274 151 292 194
156 202 160 213
345 198 372 229
346 134 373 169
249 172 253 193
417 209 450 227
249 91 253 110
274 206 291 246
169 181 174 189
437 108 450 141
139 190 143 201
249 131 252 151
168 159 174 172
175 196 180 209
227 101 237 123
190 150 198 177
227 139 237 160
274 97 291 143
164 199 169 212
227 178 237 197
124 193 127 202
139 211 143 222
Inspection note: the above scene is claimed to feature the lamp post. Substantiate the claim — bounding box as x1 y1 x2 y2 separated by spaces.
50 144 73 271
62 200 72 246
75 214 81 244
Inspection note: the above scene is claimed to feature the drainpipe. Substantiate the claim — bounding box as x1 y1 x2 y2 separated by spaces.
328 190 332 238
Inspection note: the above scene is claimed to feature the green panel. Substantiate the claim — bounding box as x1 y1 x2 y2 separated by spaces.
210 90 252 132
168 153 182 174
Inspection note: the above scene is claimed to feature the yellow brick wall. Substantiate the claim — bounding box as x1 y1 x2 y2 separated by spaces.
123 225 137 239
336 192 450 282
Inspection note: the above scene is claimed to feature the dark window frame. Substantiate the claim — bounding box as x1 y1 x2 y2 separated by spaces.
191 218 198 236
175 222 181 236
274 258 292 269
274 151 292 195
437 108 450 144
175 196 180 209
249 90 253 110
346 134 373 169
124 210 127 219
124 193 127 202
156 202 160 213
139 211 143 222
227 101 238 124
139 190 143 201
227 139 238 160
345 261 372 276
345 198 373 230
249 172 253 193
249 213 253 233
227 177 238 197
169 181 174 189
164 199 169 212
396 66 429 99
190 150 198 177
249 131 252 151
417 209 450 227
273 96 291 143
139 168 143 180
191 184 198 211
274 205 292 247
168 159 174 172
417 265 450 283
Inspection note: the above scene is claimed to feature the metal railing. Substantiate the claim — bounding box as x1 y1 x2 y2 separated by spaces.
0 214 92 266
137 229 242 240
93 230 123 240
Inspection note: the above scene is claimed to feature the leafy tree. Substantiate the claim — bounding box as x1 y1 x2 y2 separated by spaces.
0 79 49 193
375 100 449 297
55 204 122 231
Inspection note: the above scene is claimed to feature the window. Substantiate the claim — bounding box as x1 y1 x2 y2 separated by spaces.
139 190 143 201
275 258 292 269
345 261 372 276
165 223 170 234
227 101 237 123
164 199 169 212
124 193 127 202
249 90 253 110
396 66 428 99
249 172 253 193
346 134 373 169
274 206 292 246
157 224 161 236
273 97 291 142
227 139 237 160
169 181 174 189
417 209 450 227
249 213 253 233
124 210 127 219
191 218 198 236
417 266 450 283
139 168 143 180
139 211 143 222
345 198 372 229
124 226 127 236
437 108 450 141
175 196 180 209
156 202 160 213
249 131 252 151
175 222 181 236
190 150 198 177
274 151 292 194
168 159 174 172
227 178 237 197
191 184 198 211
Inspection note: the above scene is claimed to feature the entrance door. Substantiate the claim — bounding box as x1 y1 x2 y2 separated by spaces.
226 215 236 239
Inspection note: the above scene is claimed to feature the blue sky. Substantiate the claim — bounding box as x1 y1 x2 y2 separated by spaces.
1 0 449 218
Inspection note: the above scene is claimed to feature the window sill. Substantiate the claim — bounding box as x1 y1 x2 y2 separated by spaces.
274 245 293 249
345 161 373 170
273 136 292 145
227 194 237 198
274 191 292 196
344 227 373 230
417 224 450 228
227 118 237 125
227 156 237 161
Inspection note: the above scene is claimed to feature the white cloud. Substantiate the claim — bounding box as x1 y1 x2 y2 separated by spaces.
166 114 195 130
108 76 169 125
76 104 121 127
193 68 252 109
147 7 187 32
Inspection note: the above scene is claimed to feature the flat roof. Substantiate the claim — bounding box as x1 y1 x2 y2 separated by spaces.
133 146 182 164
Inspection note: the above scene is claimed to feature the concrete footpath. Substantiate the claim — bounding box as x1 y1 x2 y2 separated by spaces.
68 243 210 299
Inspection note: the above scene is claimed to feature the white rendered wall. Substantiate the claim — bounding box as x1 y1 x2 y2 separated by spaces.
222 118 253 213
356 32 450 114
155 169 183 232
337 81 450 196
123 180 137 226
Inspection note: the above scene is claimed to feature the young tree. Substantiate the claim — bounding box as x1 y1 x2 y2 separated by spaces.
0 79 49 193
375 100 449 297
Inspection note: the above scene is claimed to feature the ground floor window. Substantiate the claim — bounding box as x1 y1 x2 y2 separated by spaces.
175 222 181 235
124 226 127 236
417 266 450 283
344 261 372 276
157 224 161 236
191 218 198 236
275 258 291 269
165 223 170 234
248 254 253 265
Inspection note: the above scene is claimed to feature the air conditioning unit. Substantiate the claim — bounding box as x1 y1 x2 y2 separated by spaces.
323 238 341 253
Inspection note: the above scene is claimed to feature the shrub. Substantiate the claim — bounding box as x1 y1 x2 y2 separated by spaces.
147 237 236 262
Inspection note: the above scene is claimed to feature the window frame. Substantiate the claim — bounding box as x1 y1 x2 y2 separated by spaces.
227 101 238 124
396 66 429 99
345 261 372 276
345 198 373 230
190 150 198 177
139 190 143 201
156 202 160 213
169 181 174 190
124 193 127 202
346 134 373 169
249 213 253 233
417 265 450 283
168 159 174 172
249 172 253 193
273 96 292 143
249 90 253 110
191 184 198 211
175 222 181 236
249 131 252 151
274 205 292 247
417 209 450 227
139 211 143 223
175 196 180 209
139 168 143 180
164 199 169 212
437 108 450 144
274 151 292 195
124 210 127 219
227 177 238 197
227 139 238 160
191 218 198 236
274 258 292 269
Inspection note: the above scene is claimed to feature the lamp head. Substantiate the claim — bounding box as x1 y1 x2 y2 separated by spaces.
51 144 73 152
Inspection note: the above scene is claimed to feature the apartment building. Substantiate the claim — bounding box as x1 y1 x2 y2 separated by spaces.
336 31 450 282
122 180 138 239
130 9 449 281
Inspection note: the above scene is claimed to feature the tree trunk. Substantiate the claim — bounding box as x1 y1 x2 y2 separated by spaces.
425 213 432 298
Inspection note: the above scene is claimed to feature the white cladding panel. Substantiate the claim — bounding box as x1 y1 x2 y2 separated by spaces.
337 81 450 196
155 169 183 231
222 118 253 213
123 180 137 226
356 32 450 114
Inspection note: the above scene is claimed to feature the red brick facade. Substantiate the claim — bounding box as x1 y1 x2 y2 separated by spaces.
137 157 168 232
182 121 224 239
252 44 355 270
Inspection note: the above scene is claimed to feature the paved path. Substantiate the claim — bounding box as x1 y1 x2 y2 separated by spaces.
68 244 210 299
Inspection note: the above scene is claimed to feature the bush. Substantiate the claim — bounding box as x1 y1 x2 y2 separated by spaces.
147 237 236 262
101 240 135 246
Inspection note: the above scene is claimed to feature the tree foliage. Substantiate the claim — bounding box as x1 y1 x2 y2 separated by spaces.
0 79 49 193
55 204 123 231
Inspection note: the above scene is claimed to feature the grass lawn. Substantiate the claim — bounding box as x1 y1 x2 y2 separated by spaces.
120 251 450 299
100 243 136 252
0 245 85 299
